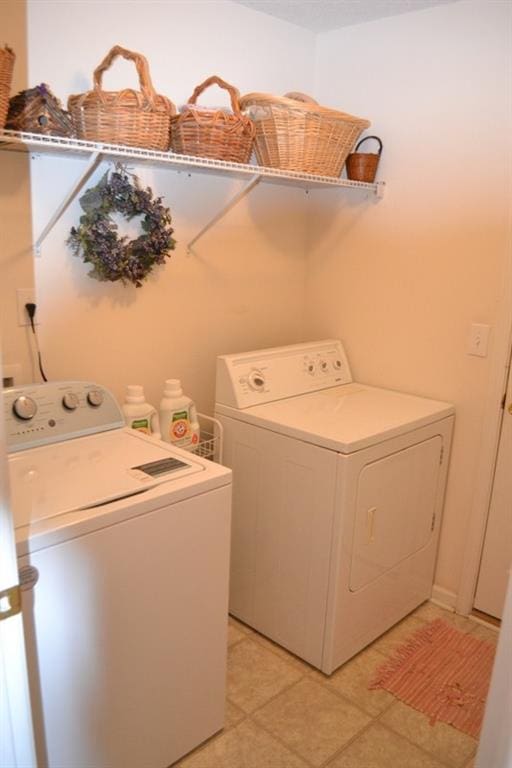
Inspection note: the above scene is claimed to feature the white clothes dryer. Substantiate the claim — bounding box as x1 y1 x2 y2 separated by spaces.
215 340 454 674
5 381 232 768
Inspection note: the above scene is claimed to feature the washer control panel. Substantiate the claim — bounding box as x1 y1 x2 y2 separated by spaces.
216 340 352 409
4 381 125 453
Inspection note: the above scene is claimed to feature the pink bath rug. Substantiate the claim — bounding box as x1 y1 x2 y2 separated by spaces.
369 618 496 738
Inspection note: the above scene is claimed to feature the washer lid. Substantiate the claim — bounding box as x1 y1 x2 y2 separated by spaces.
8 428 204 528
216 383 454 453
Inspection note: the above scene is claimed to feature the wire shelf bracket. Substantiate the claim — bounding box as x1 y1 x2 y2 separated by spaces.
33 150 104 257
186 174 262 254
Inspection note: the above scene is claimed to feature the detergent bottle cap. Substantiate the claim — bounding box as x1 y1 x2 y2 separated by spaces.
164 379 183 397
125 385 145 404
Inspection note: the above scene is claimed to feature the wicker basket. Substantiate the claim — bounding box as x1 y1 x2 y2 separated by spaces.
7 84 74 137
0 46 15 131
239 91 370 177
346 135 382 182
170 76 254 163
68 45 175 151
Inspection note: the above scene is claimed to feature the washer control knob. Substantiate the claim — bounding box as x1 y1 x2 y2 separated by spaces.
62 392 79 411
13 395 37 421
248 371 265 391
87 389 104 407
333 359 343 370
320 360 329 372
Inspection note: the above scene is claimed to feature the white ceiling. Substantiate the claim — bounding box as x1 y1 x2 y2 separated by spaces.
231 0 459 32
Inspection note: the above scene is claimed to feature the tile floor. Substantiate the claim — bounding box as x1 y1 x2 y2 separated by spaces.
174 603 499 768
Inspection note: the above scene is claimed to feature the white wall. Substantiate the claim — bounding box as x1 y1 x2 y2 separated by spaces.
4 0 511 606
308 0 512 598
25 0 316 412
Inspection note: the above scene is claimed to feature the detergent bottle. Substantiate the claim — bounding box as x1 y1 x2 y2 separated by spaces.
122 385 160 438
159 379 200 450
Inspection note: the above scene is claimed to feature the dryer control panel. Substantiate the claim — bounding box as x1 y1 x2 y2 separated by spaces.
216 340 352 409
4 381 125 453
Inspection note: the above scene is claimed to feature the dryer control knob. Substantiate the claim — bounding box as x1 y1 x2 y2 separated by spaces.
248 371 265 391
320 360 329 372
62 392 79 411
87 389 104 407
13 395 37 420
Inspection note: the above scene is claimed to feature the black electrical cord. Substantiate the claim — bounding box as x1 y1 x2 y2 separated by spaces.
25 302 48 382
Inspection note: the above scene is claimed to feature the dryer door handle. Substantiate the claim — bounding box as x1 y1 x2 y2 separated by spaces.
367 507 377 544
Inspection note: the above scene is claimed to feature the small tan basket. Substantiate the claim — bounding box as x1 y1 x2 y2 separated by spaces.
0 45 15 130
170 76 254 163
68 45 175 151
239 91 370 177
346 135 383 182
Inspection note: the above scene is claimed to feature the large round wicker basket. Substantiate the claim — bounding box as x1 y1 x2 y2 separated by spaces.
68 46 175 151
239 92 370 177
170 76 254 163
0 46 15 130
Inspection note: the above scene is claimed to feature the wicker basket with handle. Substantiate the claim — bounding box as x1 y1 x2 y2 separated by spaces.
170 75 254 163
346 135 383 182
239 91 370 177
68 45 175 151
0 45 15 130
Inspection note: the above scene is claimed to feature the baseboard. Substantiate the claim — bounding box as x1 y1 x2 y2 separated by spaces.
431 585 458 611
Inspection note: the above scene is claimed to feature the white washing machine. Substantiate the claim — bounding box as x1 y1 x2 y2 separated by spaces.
5 381 232 768
215 340 454 674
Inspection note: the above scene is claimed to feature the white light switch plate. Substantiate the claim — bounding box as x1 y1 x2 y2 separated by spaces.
467 323 491 357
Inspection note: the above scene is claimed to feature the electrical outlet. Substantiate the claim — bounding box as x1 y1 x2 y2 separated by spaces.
16 289 37 326
2 363 21 388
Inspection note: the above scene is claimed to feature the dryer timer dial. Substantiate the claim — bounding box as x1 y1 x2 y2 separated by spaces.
247 371 265 391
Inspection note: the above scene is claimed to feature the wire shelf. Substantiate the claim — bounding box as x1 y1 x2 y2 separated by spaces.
0 129 384 193
0 129 385 256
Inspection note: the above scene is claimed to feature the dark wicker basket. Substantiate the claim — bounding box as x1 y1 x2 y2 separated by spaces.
346 135 383 182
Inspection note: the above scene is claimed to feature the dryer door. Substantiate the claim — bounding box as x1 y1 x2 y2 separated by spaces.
350 436 443 592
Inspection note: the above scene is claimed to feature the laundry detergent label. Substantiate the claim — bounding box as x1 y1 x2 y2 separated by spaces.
131 418 150 434
169 410 191 444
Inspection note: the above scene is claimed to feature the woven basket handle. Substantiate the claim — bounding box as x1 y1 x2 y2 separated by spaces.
93 45 157 107
188 76 243 116
353 135 383 155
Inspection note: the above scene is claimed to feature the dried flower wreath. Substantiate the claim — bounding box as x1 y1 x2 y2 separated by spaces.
68 167 175 287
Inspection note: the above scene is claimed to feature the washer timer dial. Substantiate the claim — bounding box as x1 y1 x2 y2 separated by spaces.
12 395 37 420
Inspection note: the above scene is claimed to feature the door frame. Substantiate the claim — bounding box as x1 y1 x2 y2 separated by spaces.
0 354 37 767
456 245 512 616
